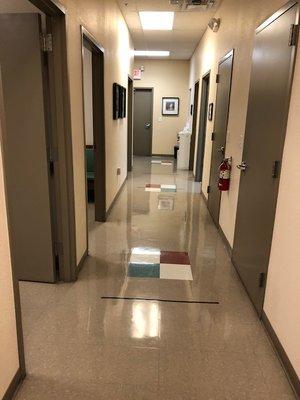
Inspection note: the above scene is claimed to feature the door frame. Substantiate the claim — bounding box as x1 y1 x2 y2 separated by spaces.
232 0 299 315
195 71 210 182
189 80 200 171
133 87 154 157
127 76 133 171
26 0 77 283
207 49 234 225
81 26 106 233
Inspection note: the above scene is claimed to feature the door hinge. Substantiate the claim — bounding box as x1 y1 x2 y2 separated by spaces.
54 241 63 256
289 24 299 46
49 146 58 176
259 272 265 288
211 132 215 141
41 33 53 52
207 185 211 194
272 160 281 178
216 74 220 83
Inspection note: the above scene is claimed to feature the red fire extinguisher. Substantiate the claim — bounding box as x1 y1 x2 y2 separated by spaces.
218 158 231 191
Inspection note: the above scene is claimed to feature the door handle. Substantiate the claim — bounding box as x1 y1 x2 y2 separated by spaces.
237 161 247 171
145 123 151 129
218 146 225 154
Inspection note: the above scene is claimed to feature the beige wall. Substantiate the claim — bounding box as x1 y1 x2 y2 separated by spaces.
56 0 134 264
189 0 300 379
134 59 189 155
0 110 19 398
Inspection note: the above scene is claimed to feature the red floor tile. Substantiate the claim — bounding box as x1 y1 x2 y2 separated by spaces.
160 251 190 265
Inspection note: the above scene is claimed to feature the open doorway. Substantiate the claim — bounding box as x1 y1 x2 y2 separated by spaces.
195 72 210 183
0 0 75 284
81 27 106 232
189 80 199 171
127 76 133 172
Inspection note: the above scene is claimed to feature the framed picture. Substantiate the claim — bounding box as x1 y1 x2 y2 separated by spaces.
162 97 180 116
208 103 214 121
113 83 120 120
113 83 127 119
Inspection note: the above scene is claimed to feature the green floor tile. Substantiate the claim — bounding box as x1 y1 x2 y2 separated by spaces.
128 263 160 278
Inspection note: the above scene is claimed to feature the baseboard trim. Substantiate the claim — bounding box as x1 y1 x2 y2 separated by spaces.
3 368 24 400
106 176 127 219
200 190 208 205
151 153 174 158
261 311 300 398
76 249 88 276
218 224 232 257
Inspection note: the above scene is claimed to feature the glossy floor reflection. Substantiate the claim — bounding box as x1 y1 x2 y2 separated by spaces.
16 157 296 399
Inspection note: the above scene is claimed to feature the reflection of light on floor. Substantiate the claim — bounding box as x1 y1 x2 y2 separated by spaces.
131 301 160 339
131 247 161 256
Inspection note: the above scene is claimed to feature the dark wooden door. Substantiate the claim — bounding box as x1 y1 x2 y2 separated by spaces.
133 89 153 156
195 73 210 182
189 81 199 170
232 2 298 314
207 51 234 225
0 14 55 282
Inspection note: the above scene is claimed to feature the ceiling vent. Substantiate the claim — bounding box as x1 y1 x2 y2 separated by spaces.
170 0 216 10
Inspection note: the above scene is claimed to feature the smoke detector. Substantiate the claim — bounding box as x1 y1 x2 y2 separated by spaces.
170 0 216 10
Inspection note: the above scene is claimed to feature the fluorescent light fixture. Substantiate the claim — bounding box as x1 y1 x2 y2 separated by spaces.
139 11 174 30
134 50 170 57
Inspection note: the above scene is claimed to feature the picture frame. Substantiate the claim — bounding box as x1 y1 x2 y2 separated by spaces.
162 97 180 116
113 83 120 120
113 83 127 119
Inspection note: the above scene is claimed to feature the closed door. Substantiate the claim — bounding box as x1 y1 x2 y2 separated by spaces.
208 51 234 225
0 14 55 282
133 89 153 156
189 81 199 170
195 73 210 182
232 3 298 314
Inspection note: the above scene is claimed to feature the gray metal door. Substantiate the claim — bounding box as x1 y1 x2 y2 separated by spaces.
133 89 153 156
232 2 298 314
0 14 55 282
207 51 234 225
189 81 199 170
195 73 210 182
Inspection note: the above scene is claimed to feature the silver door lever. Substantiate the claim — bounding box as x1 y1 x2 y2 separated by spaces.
145 123 151 129
237 161 247 171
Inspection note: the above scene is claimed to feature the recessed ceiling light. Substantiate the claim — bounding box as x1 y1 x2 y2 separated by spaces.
134 50 170 57
139 11 174 30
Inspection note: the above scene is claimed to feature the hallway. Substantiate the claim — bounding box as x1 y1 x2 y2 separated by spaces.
16 158 295 399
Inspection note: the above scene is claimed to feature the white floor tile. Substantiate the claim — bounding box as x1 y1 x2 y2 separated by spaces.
145 188 161 192
161 184 176 190
129 253 160 264
159 264 193 281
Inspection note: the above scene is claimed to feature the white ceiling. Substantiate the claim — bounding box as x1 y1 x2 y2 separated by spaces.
117 0 222 60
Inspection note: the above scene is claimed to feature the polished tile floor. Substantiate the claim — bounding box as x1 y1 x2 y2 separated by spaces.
16 157 296 399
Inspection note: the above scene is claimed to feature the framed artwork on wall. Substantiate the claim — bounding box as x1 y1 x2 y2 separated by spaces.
113 83 127 119
162 97 180 116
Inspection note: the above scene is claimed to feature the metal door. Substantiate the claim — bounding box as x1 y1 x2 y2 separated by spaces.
232 2 299 314
207 51 234 225
133 89 153 156
195 73 210 182
189 81 199 170
0 14 56 282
